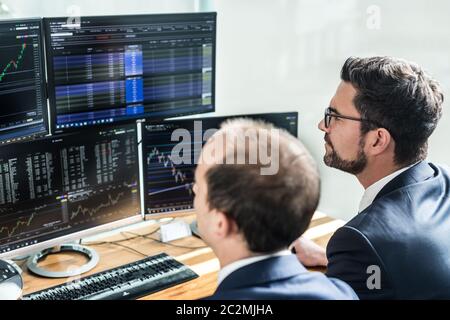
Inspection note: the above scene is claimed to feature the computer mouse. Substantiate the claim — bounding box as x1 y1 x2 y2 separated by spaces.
0 259 23 300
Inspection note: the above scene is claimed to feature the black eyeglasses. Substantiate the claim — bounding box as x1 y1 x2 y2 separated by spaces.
324 107 381 129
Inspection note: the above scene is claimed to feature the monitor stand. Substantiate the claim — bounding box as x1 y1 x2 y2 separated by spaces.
26 244 99 278
189 220 202 238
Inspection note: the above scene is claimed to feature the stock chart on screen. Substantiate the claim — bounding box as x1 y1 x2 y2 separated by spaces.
0 124 140 254
0 19 48 144
142 112 298 215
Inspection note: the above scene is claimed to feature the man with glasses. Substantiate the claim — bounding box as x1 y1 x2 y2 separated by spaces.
293 56 450 299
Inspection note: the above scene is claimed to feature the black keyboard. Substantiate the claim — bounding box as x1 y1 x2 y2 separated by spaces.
23 253 198 300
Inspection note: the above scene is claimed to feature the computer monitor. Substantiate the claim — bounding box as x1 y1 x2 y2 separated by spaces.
0 18 48 144
44 12 216 134
0 123 142 273
141 112 299 217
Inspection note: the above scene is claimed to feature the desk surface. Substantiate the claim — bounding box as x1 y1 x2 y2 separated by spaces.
20 212 344 300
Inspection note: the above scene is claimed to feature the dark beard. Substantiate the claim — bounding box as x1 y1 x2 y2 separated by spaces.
323 137 367 175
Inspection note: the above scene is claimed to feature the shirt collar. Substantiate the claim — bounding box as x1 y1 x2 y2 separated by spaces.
358 163 418 212
217 249 291 286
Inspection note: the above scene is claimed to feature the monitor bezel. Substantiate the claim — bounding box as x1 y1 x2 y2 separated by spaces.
0 17 49 144
43 12 217 135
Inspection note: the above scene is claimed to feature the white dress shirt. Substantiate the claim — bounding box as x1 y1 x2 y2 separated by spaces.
217 249 291 286
358 163 418 213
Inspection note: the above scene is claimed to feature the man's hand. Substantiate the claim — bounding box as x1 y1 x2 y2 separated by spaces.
291 236 328 267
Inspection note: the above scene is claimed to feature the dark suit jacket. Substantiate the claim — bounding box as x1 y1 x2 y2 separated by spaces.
207 254 357 300
326 161 450 299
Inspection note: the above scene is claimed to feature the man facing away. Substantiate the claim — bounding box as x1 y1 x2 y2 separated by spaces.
294 56 449 299
193 118 357 299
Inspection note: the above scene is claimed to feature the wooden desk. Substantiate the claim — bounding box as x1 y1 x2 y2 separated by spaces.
21 212 345 300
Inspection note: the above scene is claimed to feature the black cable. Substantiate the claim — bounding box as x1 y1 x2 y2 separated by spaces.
106 242 148 257
123 230 208 250
82 239 148 257
80 219 169 246
81 234 142 246
80 218 177 254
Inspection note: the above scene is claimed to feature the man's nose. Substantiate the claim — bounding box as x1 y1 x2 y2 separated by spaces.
318 119 328 133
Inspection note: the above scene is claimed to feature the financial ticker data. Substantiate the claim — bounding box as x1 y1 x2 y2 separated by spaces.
142 112 298 215
0 19 47 144
44 13 216 133
0 124 140 254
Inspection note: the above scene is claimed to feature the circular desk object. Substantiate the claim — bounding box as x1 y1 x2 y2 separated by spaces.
27 244 99 278
0 259 23 300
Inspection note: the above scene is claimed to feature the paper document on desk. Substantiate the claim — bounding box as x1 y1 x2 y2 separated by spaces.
160 221 192 242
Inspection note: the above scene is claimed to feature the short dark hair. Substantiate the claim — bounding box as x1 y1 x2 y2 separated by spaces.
204 119 320 253
341 56 444 166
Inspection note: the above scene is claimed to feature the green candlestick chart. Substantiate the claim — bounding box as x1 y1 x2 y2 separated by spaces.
0 43 27 82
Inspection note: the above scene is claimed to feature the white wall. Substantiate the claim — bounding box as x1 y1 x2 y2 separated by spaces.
0 0 195 17
2 0 449 221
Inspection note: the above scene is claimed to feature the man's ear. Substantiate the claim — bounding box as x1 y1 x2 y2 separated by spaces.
213 210 237 238
365 128 392 156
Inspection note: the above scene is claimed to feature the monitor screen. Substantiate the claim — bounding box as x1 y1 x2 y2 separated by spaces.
44 13 216 134
0 124 141 258
0 18 48 144
142 112 298 215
